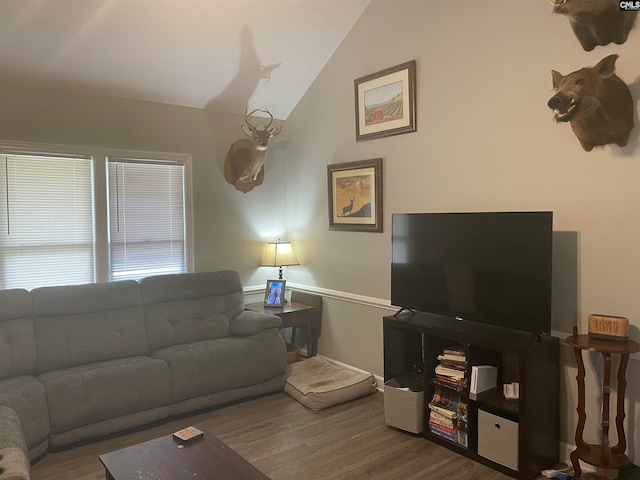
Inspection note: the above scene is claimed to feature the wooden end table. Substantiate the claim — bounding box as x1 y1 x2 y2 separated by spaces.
566 334 640 479
99 425 269 480
246 301 317 356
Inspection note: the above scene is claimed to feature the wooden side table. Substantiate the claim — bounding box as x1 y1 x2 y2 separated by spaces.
246 301 317 356
565 334 640 479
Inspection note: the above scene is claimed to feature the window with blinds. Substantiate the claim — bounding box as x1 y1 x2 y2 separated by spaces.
108 158 187 281
0 142 193 290
0 153 94 290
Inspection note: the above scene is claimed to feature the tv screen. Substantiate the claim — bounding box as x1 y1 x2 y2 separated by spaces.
391 211 553 334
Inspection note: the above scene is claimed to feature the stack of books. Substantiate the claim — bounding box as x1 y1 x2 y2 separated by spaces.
428 387 460 442
428 345 469 448
434 345 467 391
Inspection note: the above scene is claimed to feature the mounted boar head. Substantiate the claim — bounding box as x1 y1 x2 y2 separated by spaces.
548 0 637 51
547 54 633 152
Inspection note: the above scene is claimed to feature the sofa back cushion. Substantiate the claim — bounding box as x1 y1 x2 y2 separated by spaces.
0 289 36 380
31 280 148 373
140 271 244 352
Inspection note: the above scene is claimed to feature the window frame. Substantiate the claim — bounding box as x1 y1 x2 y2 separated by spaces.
0 140 194 286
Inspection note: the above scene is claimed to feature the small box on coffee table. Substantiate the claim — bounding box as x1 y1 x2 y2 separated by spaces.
173 426 204 442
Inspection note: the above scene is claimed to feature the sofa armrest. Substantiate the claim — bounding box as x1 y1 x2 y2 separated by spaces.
0 406 30 480
229 310 281 336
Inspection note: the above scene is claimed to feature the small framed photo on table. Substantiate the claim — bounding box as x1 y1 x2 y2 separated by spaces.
263 279 286 307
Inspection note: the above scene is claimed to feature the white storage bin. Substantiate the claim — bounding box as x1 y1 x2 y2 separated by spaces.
477 409 519 470
384 377 424 434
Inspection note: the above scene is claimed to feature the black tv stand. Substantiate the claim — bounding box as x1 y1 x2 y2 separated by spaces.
393 307 416 317
528 332 544 346
383 311 559 480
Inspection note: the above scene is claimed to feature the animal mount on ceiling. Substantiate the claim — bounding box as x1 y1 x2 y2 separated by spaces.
224 108 282 193
547 54 633 152
549 0 638 51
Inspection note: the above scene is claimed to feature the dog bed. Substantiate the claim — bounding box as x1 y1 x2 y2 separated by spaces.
284 356 377 410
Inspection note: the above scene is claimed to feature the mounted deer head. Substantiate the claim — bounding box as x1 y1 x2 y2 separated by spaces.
238 108 282 182
224 108 282 193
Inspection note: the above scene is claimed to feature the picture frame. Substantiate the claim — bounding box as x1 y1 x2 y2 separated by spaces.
327 158 383 233
354 60 416 141
263 279 286 307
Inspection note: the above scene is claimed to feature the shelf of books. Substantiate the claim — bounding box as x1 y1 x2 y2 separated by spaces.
427 345 469 448
383 313 560 480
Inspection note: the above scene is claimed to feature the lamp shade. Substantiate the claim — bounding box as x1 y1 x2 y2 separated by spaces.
261 241 300 267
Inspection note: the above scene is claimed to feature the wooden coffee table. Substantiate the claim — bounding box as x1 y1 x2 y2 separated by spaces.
99 425 269 480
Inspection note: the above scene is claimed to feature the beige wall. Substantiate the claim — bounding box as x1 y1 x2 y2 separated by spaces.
280 0 640 464
0 81 291 282
2 0 640 466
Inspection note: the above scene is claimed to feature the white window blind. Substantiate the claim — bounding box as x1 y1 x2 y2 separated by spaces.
0 153 94 290
108 158 186 281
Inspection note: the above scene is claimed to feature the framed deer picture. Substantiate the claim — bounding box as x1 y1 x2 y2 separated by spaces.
327 158 382 233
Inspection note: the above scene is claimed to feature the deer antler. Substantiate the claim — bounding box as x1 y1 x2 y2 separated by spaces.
245 108 274 132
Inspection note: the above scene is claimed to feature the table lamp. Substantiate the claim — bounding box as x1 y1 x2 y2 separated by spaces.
261 240 299 280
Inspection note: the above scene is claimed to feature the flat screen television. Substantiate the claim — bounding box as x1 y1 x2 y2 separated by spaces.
391 211 553 335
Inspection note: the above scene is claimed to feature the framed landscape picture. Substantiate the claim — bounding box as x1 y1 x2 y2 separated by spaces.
354 60 416 141
327 158 383 232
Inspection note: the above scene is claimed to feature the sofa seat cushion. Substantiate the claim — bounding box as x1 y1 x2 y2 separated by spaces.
0 376 49 454
38 356 171 434
153 329 287 403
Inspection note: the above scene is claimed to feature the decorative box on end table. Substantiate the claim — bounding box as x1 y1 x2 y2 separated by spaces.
566 334 640 480
246 301 317 357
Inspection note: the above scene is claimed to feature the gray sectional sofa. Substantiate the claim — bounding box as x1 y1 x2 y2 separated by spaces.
0 270 287 479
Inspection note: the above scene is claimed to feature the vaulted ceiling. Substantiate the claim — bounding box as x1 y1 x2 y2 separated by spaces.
0 0 371 119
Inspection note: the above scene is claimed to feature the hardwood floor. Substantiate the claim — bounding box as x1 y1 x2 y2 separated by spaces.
31 391 514 480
